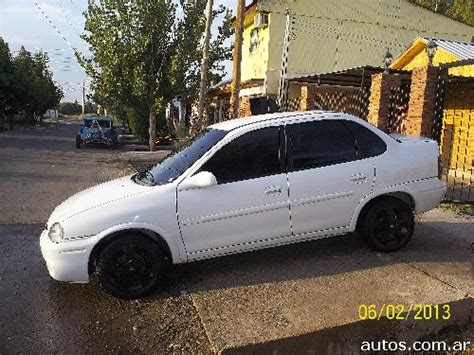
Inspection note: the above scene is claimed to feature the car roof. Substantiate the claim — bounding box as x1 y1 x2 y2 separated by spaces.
209 110 356 131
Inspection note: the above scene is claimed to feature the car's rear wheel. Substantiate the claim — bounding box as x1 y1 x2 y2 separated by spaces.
359 197 414 252
96 235 164 299
75 135 81 149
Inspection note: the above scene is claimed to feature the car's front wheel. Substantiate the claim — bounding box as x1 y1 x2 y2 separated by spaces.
96 235 164 299
359 197 414 252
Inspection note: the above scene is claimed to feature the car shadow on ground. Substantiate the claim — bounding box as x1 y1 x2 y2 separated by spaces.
36 219 472 304
151 221 472 296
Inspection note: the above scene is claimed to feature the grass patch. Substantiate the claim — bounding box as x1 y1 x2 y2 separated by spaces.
439 201 474 216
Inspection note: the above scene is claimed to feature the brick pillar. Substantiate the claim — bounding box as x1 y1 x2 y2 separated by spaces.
300 85 316 111
367 73 401 131
405 66 439 137
239 96 251 117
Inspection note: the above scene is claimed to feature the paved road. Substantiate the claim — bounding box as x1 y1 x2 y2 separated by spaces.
1 121 473 354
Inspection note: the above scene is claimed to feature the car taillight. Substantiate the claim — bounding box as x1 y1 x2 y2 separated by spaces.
438 156 442 179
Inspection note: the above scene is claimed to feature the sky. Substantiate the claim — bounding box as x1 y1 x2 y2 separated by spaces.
0 0 239 102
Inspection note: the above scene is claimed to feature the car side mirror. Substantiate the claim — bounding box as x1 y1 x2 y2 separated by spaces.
180 171 217 190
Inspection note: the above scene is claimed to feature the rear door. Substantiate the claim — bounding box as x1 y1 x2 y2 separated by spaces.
286 119 376 236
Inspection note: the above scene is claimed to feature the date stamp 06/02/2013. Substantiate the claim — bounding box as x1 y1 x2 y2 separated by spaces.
358 304 451 321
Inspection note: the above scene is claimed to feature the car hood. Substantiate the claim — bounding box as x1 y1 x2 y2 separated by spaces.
48 175 152 224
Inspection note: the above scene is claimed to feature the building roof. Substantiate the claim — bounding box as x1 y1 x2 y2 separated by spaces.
391 36 474 72
287 65 410 86
423 37 474 60
208 78 264 97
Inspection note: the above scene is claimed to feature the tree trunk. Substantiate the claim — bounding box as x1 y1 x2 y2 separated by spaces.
197 0 214 129
148 108 156 152
229 0 245 119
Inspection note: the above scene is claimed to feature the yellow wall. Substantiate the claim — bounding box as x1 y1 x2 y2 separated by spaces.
240 0 474 83
439 83 474 170
241 11 271 82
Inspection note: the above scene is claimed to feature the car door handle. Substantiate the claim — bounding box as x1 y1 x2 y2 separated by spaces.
265 186 282 196
350 173 367 182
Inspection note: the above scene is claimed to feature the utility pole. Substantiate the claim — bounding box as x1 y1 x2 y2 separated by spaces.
197 0 214 131
229 0 245 119
278 8 291 107
81 80 85 115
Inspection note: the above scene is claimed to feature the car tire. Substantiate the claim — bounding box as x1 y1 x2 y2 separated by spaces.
75 136 81 149
96 235 164 299
359 197 414 252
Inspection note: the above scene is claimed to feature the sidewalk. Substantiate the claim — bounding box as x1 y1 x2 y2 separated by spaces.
119 150 171 171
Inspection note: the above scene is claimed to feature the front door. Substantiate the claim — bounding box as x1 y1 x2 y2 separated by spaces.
177 126 291 260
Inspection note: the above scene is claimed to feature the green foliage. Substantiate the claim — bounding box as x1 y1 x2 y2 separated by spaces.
59 101 82 115
78 0 233 141
79 0 178 145
126 106 149 142
0 38 63 128
0 38 16 120
410 0 474 26
58 100 97 115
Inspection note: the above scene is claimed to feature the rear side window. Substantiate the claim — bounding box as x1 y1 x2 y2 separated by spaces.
288 120 357 171
343 121 387 158
200 127 281 184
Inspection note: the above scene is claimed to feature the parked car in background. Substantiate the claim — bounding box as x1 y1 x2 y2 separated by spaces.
76 115 118 148
41 111 446 298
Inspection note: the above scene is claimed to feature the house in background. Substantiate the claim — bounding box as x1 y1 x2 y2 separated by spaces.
210 0 473 117
390 37 474 77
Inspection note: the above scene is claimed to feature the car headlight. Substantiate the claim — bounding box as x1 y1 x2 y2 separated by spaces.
48 222 64 243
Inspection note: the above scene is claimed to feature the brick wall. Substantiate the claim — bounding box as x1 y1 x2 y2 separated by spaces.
367 73 401 131
239 96 252 117
405 66 439 137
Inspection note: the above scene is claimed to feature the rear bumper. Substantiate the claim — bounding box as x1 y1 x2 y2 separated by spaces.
412 178 446 214
40 230 94 282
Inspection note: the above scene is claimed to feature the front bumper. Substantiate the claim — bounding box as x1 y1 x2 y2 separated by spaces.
40 230 95 283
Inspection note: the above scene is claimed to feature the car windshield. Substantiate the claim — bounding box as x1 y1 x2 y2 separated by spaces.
84 119 111 128
134 128 227 186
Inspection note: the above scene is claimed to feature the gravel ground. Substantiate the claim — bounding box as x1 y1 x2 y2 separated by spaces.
0 121 211 354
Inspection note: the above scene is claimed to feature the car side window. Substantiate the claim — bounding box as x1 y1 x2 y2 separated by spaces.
343 120 387 158
288 120 357 171
199 127 281 184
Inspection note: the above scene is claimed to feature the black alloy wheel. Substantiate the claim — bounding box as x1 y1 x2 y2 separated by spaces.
360 197 414 252
96 235 164 299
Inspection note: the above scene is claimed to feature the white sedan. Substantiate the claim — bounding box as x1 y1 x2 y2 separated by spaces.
40 111 446 298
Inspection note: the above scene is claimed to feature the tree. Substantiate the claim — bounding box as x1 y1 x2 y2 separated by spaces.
30 51 63 121
169 2 233 132
446 0 474 26
197 0 214 132
59 101 82 115
0 39 62 129
409 0 474 26
11 46 62 123
0 38 15 129
80 0 177 151
79 0 233 145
